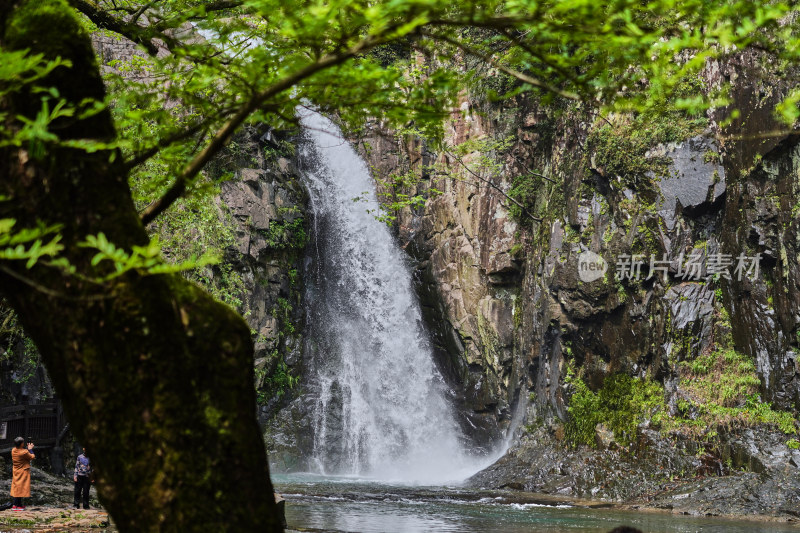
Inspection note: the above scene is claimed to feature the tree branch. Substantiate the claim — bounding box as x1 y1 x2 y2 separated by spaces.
147 1 250 32
140 33 397 225
199 0 244 12
0 266 110 302
427 15 540 30
445 150 542 222
509 153 556 183
124 116 229 170
131 1 156 24
69 0 161 55
422 30 580 101
497 28 582 86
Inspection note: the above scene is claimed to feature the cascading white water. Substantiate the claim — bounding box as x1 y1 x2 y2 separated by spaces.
297 108 483 484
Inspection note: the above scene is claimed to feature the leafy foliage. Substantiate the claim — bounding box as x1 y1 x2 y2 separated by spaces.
565 372 665 447
0 301 40 387
4 0 800 445
256 352 300 402
665 348 799 437
1 0 796 277
261 216 307 250
564 346 799 448
678 348 760 407
587 75 709 187
366 168 441 224
140 181 247 308
0 218 65 268
80 233 218 281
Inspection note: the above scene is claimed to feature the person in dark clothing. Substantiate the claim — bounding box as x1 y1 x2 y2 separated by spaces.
73 448 92 509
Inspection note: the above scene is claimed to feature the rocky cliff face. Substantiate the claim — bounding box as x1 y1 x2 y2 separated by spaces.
708 50 800 411
215 129 308 423
0 329 53 406
356 51 800 517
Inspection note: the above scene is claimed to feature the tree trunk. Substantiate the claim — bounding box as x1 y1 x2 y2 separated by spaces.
0 1 283 530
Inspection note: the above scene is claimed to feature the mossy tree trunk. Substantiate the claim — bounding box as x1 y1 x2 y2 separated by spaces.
0 1 283 531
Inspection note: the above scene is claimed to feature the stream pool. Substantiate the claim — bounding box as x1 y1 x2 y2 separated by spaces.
274 474 798 533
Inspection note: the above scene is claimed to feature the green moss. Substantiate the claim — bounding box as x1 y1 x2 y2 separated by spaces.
258 296 302 403
203 405 226 434
0 517 38 526
565 373 665 447
367 39 412 68
666 348 798 437
507 172 543 221
677 348 759 406
513 298 523 329
561 350 795 450
563 224 581 244
602 225 615 243
468 69 520 103
632 219 661 255
588 122 668 183
616 283 628 303
5 0 89 59
476 312 500 367
703 150 721 164
271 297 296 336
288 268 299 287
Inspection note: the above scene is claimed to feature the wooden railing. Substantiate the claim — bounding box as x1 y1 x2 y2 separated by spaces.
0 403 64 454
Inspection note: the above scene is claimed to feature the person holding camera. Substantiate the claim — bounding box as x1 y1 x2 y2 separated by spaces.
10 437 35 511
73 447 92 510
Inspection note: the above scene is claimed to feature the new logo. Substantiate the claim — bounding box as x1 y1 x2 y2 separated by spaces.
578 251 607 283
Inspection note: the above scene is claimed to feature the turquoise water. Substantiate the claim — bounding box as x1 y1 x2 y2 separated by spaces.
274 474 799 533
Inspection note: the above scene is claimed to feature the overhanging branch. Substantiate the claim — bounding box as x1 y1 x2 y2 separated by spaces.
124 115 231 171
69 0 161 55
421 30 580 101
445 150 543 222
139 32 400 225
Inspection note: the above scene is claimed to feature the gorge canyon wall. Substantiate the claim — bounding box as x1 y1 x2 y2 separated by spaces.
3 28 800 520
352 52 800 517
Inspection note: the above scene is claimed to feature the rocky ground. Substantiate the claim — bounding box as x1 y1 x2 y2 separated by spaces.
468 424 800 522
0 508 110 532
0 468 109 531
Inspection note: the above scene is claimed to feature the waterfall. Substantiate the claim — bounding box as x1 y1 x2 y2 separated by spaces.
297 108 480 484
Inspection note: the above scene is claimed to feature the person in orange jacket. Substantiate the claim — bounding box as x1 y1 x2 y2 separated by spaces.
10 437 35 511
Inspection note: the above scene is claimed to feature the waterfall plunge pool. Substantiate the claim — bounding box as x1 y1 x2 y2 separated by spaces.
274 474 794 533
